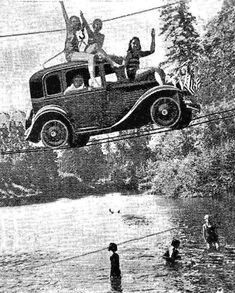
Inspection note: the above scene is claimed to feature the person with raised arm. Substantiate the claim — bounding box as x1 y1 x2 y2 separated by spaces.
80 11 122 69
125 29 156 82
59 1 98 87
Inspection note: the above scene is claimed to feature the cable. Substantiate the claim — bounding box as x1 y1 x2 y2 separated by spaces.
193 107 235 120
86 113 235 147
21 226 181 270
1 111 234 156
101 1 181 23
0 1 181 39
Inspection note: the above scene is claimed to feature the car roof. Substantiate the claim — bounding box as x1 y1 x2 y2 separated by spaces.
30 61 89 82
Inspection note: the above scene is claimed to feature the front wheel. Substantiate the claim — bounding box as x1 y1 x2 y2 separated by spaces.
150 97 181 128
41 119 69 149
173 107 192 130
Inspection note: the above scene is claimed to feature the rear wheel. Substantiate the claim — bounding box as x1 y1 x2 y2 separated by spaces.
41 119 69 149
150 97 181 128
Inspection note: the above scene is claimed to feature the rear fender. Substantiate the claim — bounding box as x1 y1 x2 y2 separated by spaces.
25 105 73 143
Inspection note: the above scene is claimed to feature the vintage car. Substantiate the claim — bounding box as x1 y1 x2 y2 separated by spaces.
25 60 199 149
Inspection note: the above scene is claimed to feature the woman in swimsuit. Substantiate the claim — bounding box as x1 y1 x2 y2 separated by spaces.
80 11 121 69
59 1 98 87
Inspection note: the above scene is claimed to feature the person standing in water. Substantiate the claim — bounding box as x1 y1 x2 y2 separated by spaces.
203 214 219 251
108 242 122 292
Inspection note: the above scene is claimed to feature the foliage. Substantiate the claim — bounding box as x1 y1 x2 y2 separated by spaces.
197 5 235 105
159 0 203 68
139 2 235 199
103 129 153 190
0 120 60 199
60 141 107 184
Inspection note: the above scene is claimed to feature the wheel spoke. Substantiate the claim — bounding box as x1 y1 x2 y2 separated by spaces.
151 97 181 127
41 120 69 149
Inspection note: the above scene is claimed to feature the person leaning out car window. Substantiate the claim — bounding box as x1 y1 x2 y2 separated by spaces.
64 74 86 94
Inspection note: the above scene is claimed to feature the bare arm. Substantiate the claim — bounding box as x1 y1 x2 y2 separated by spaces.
80 11 94 39
125 52 132 67
138 29 156 58
150 28 155 53
203 225 207 242
59 1 69 24
168 246 173 258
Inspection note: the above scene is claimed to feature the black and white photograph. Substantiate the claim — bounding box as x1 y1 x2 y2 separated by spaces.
0 0 234 292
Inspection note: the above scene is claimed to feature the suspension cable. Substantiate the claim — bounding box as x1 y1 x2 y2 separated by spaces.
193 107 235 120
0 1 181 39
21 226 182 270
1 110 234 156
86 113 235 147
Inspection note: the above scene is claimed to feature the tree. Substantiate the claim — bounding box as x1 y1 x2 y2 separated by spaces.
60 143 107 184
199 3 235 104
105 129 152 190
159 0 203 68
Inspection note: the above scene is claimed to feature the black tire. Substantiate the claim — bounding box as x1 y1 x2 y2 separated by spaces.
150 97 181 128
41 119 69 149
173 108 192 130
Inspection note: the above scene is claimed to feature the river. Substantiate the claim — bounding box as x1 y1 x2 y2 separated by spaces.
0 193 234 293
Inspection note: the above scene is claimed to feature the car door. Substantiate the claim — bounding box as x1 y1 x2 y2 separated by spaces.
43 67 108 131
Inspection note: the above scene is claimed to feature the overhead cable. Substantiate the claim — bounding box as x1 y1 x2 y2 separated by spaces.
0 1 181 38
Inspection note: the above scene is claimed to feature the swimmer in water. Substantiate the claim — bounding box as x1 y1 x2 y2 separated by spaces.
163 239 181 264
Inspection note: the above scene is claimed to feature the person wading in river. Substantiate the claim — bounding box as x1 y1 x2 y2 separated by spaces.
108 242 122 292
163 239 181 264
203 214 219 251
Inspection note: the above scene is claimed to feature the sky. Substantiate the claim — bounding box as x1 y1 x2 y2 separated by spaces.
0 0 223 113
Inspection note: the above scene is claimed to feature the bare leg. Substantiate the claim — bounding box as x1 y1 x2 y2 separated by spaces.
135 68 155 82
70 52 99 86
97 48 123 68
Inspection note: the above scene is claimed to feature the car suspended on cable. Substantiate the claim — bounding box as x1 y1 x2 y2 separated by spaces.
25 59 200 149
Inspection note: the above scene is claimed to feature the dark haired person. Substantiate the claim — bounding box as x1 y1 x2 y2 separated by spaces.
163 239 181 264
125 28 155 82
108 242 121 278
108 242 122 292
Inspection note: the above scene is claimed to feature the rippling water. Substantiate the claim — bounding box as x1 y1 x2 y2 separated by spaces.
0 193 234 292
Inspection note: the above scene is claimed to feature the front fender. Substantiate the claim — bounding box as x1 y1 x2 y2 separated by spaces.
25 105 71 143
111 85 181 130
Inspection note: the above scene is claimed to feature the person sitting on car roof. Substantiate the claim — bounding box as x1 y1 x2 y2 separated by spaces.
64 74 86 94
80 11 122 70
59 1 98 87
125 29 156 82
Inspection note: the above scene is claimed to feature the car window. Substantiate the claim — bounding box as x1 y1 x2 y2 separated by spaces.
46 74 61 95
66 67 102 90
65 68 89 88
30 79 43 99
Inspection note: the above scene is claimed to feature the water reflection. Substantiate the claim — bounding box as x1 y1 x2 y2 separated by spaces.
110 276 122 292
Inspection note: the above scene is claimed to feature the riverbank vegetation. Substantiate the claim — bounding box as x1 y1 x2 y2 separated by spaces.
0 1 234 205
